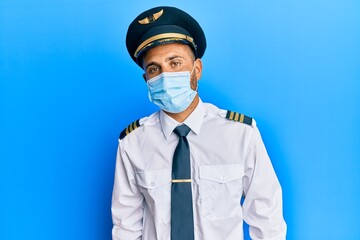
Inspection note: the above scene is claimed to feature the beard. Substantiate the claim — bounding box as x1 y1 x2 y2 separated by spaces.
190 71 198 91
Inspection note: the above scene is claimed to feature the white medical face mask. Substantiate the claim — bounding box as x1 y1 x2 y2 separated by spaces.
146 67 197 113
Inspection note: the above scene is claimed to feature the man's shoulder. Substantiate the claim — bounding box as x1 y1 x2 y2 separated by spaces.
118 111 160 140
204 102 256 127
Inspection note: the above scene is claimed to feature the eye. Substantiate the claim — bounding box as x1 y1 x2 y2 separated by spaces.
147 65 160 74
171 61 181 68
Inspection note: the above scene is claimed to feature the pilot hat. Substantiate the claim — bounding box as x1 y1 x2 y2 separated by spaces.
126 6 206 67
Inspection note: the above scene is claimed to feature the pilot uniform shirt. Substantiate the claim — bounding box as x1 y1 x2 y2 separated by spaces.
112 99 287 240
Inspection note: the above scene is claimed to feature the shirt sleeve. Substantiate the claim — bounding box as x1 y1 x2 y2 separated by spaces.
111 141 144 240
242 127 287 240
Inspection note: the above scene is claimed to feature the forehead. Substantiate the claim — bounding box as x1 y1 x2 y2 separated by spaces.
142 43 194 65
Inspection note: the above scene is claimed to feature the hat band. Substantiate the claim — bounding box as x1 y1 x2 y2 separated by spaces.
134 33 195 58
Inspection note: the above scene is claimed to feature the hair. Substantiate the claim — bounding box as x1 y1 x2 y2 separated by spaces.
138 42 196 69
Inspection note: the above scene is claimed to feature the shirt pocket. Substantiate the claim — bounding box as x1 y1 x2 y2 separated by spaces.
136 169 171 223
199 164 244 220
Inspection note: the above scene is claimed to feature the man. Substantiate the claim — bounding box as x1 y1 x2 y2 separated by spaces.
112 6 287 240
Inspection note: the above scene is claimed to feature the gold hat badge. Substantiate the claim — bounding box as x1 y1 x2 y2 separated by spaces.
138 9 163 24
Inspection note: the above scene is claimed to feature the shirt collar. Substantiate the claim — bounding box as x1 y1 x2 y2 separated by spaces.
160 98 206 139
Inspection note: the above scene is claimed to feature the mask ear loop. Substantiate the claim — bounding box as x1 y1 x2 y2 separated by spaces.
190 63 196 75
190 62 199 92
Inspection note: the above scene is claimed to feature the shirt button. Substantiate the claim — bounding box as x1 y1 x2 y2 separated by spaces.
151 182 155 187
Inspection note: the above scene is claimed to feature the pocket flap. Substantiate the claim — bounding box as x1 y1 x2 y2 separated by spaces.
136 169 171 189
199 164 244 183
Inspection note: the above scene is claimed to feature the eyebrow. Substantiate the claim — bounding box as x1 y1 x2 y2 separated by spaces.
145 62 159 70
166 55 185 62
144 55 185 70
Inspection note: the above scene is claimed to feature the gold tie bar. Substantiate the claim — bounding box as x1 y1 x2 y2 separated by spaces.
171 179 192 183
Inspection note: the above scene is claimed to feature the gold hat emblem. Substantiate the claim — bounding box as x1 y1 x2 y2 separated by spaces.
138 9 163 24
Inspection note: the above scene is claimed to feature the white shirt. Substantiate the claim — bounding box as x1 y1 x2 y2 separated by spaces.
112 99 287 240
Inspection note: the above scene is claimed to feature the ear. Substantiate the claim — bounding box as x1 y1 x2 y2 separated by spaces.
194 58 203 81
142 73 147 82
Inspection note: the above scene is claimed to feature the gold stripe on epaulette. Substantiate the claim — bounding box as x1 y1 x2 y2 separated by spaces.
234 112 240 121
240 114 244 123
119 119 141 140
229 111 234 120
132 121 138 131
225 110 253 126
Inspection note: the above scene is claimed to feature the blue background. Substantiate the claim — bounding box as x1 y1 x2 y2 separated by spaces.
1 0 359 239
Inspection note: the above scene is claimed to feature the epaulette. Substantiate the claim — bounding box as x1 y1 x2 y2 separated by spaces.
119 119 142 140
225 110 253 126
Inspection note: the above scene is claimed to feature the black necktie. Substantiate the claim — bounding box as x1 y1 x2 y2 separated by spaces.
171 125 194 240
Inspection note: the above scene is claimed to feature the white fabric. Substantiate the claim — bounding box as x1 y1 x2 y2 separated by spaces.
112 99 287 240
